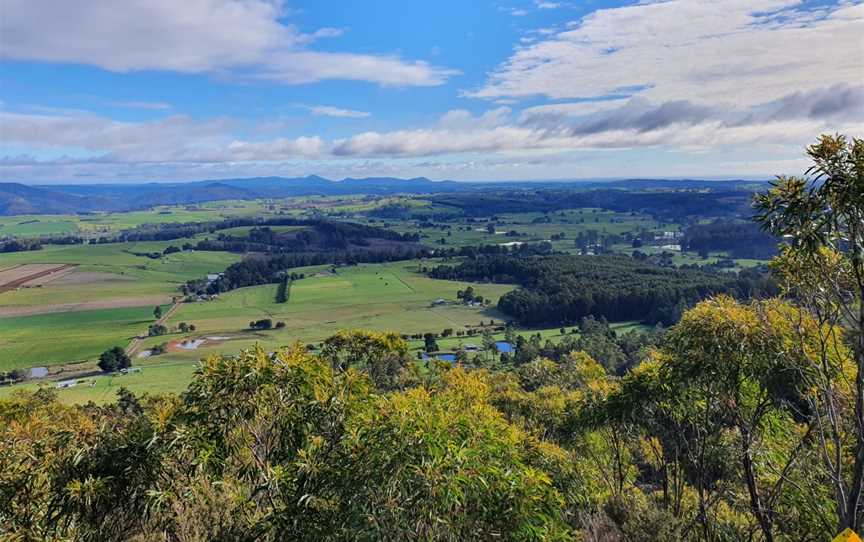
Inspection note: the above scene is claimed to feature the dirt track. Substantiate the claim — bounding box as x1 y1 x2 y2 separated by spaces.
126 301 182 356
0 264 78 294
0 295 173 318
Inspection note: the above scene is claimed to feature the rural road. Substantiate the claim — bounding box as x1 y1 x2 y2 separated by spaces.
126 301 181 357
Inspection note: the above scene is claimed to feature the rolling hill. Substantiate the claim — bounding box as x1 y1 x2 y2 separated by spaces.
0 177 768 216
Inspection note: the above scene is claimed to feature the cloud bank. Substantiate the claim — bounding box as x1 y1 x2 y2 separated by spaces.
0 0 860 181
0 0 455 86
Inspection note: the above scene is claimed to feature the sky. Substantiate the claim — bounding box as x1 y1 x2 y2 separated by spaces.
0 0 862 184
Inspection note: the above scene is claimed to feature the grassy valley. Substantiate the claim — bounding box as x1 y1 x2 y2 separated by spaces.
0 184 775 403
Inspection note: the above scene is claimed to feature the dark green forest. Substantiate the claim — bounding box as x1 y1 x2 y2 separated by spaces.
430 254 776 325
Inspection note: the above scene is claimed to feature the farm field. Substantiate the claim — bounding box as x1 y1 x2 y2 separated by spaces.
362 207 671 252
0 357 198 403
0 258 515 373
0 199 283 238
0 196 771 405
139 261 517 362
0 243 239 367
0 304 169 370
0 196 417 239
0 260 521 403
0 242 239 310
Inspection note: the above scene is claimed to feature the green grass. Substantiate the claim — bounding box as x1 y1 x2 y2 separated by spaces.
358 207 670 251
0 305 168 370
0 199 287 239
0 217 81 237
145 261 517 363
0 259 519 402
0 243 240 307
0 198 759 404
0 358 199 404
0 258 515 371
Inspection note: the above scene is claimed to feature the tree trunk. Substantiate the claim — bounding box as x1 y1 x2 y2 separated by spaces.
740 425 774 542
843 331 864 532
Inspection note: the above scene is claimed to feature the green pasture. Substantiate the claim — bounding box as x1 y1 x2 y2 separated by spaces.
0 304 168 370
0 357 199 404
0 199 282 239
0 243 239 307
0 216 81 237
0 319 651 405
363 207 670 251
142 261 516 362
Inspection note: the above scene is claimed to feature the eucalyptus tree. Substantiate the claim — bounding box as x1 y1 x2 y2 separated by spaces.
755 134 864 532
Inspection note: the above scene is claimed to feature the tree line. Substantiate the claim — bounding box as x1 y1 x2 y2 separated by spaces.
184 245 430 296
681 219 779 259
428 186 759 222
192 222 420 255
430 254 776 326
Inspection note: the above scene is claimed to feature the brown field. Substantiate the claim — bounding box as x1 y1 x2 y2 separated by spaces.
13 266 79 287
49 271 136 286
0 295 172 318
0 264 77 293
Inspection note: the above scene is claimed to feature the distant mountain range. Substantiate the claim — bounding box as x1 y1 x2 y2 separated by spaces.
0 176 768 216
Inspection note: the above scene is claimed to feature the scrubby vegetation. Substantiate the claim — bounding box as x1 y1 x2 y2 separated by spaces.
0 290 859 540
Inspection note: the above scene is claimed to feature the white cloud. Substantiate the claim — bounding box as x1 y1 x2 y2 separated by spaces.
107 101 172 110
258 52 456 86
519 100 629 122
305 105 371 118
226 136 326 160
2 80 862 183
0 0 454 87
2 94 862 168
471 0 864 107
500 6 529 16
0 111 238 163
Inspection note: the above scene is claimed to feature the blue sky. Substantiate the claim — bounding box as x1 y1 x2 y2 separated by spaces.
0 0 861 183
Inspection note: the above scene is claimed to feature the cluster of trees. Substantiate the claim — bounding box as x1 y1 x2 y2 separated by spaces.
193 222 420 255
249 319 277 330
275 275 291 303
147 324 167 337
681 219 779 259
456 286 484 304
431 254 774 325
503 316 665 374
97 346 131 373
428 185 758 222
0 238 42 253
0 234 90 254
185 246 429 296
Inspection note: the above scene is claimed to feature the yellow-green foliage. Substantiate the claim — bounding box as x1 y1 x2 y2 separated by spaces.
0 298 853 541
1 346 573 541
